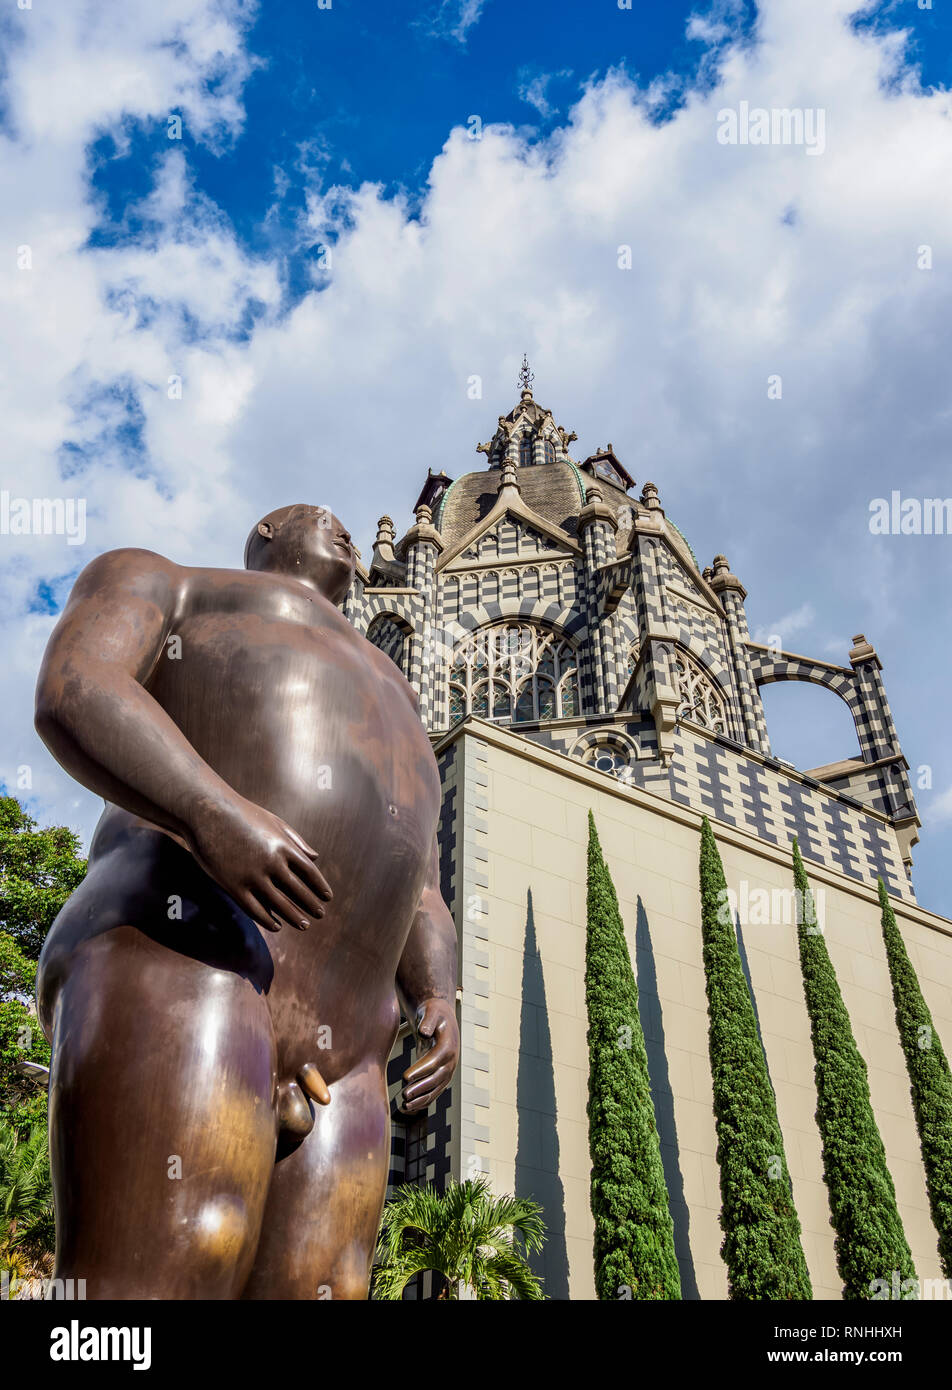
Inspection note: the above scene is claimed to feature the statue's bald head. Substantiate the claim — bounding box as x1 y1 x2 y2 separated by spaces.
244 504 355 605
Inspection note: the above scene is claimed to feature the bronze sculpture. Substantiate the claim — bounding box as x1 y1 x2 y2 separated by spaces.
33 504 460 1299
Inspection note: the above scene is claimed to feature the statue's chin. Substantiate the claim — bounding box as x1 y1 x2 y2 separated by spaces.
277 558 352 604
314 573 352 608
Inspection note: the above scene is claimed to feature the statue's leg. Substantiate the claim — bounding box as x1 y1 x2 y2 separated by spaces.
47 924 279 1299
239 1059 391 1300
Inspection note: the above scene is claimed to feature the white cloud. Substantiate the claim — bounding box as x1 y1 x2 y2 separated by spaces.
518 69 574 120
2 0 952 911
2 0 258 148
687 0 749 47
927 787 952 825
418 0 487 45
752 603 816 649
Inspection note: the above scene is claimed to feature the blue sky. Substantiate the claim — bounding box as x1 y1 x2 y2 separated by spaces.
86 2 950 298
91 3 756 247
2 0 951 914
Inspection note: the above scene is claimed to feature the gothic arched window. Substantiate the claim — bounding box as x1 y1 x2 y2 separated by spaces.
519 435 533 468
542 439 555 464
672 648 728 734
448 623 579 726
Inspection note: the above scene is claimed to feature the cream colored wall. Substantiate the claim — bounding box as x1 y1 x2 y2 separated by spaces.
466 726 952 1302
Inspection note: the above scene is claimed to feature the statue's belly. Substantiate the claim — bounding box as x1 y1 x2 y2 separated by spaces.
144 616 441 1058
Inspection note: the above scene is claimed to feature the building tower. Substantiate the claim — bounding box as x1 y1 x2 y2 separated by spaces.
346 377 950 1299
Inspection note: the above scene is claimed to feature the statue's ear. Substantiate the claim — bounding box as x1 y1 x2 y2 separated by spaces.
257 521 274 541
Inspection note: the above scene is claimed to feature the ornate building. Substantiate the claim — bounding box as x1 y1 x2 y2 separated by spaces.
345 375 950 1299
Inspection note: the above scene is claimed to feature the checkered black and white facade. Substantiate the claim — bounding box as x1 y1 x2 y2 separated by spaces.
356 387 923 1256
346 385 920 900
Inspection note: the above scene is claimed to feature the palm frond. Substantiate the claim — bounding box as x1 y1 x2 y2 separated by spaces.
374 1176 546 1300
0 1119 54 1257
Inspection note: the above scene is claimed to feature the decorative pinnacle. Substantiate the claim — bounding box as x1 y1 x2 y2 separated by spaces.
375 515 395 543
849 633 879 668
708 554 747 600
517 354 534 395
498 459 520 494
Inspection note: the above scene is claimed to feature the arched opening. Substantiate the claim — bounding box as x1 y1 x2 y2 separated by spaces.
366 614 409 672
758 680 862 772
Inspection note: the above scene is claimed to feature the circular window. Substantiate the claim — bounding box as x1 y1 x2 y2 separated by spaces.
578 740 634 782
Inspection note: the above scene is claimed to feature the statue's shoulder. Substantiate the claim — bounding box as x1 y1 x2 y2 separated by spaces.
87 545 180 571
70 547 185 599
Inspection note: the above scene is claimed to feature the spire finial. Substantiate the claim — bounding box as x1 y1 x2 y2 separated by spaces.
517 354 534 395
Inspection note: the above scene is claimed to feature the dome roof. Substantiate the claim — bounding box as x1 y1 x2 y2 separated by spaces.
401 377 698 570
435 460 589 549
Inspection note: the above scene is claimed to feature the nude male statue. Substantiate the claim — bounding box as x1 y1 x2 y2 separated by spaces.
33 504 460 1300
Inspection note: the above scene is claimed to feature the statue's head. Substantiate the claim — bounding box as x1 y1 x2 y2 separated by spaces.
244 504 355 606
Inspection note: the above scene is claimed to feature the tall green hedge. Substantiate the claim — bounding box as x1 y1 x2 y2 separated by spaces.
878 876 952 1277
698 817 812 1299
585 812 680 1300
792 840 915 1298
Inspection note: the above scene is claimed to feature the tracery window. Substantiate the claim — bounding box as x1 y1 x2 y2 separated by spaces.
542 439 555 464
580 741 633 781
672 648 727 734
518 435 533 468
448 623 579 726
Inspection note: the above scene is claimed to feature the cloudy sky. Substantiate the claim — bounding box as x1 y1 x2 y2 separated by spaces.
2 0 951 913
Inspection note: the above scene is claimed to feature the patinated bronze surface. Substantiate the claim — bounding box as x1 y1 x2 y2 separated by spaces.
34 505 460 1299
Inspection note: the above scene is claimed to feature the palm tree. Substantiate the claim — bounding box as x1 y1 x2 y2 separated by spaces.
373 1175 546 1300
0 1116 55 1284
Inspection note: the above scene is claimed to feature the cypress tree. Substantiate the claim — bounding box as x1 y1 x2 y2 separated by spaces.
792 839 916 1298
877 876 952 1277
585 812 680 1300
698 817 812 1299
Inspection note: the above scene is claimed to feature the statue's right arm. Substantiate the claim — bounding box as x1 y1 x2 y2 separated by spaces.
34 549 332 933
36 549 226 844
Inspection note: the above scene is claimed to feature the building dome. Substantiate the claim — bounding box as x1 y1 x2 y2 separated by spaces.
435 458 588 549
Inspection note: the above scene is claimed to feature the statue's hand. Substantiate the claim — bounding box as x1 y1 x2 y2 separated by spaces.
186 793 332 934
400 997 460 1114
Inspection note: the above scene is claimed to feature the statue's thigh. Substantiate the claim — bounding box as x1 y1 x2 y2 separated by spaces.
241 1060 391 1301
48 925 278 1299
